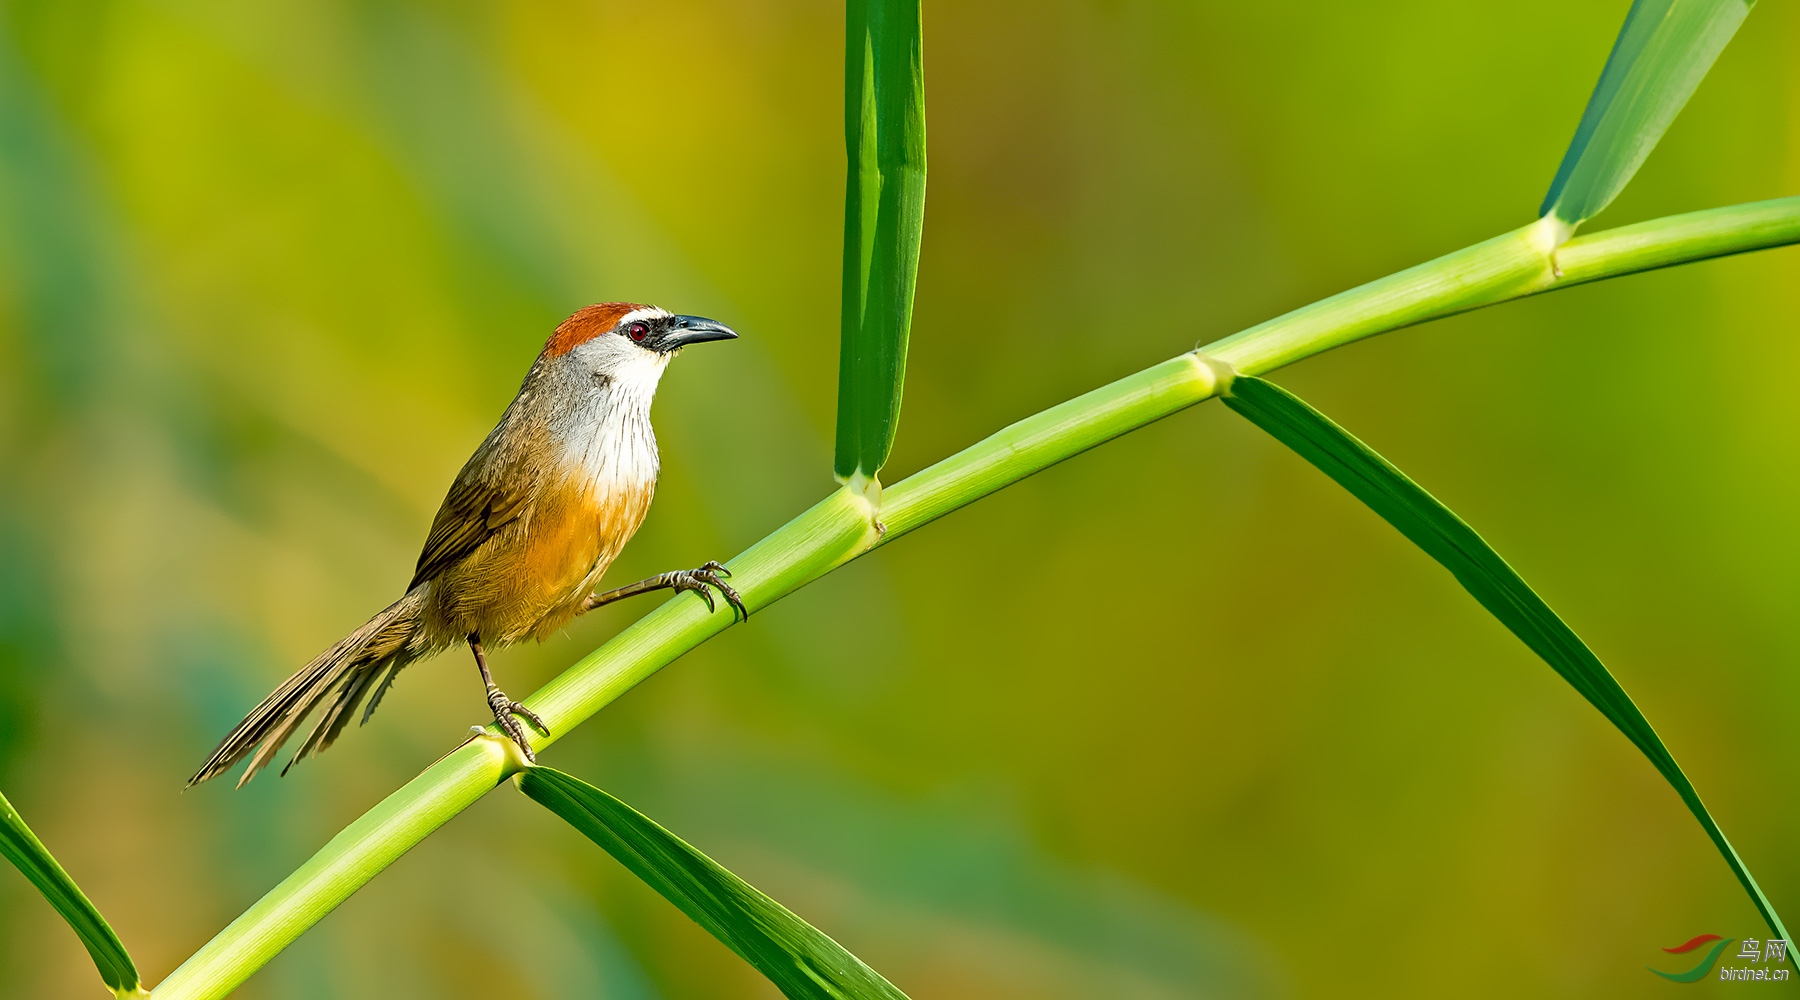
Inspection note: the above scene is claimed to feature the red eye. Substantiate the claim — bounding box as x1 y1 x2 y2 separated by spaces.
627 321 649 342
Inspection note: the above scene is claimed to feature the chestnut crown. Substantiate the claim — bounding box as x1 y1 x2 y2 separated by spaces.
546 302 738 357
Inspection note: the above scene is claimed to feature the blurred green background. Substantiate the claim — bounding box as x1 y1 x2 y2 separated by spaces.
0 0 1796 996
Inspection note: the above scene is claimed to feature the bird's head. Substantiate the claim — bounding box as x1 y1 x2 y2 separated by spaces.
543 302 738 395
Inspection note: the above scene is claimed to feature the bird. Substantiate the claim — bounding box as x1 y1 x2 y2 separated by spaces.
189 303 743 788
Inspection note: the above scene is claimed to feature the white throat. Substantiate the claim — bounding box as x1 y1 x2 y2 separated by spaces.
562 365 664 497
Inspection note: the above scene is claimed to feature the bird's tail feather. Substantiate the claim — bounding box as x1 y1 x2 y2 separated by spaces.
188 587 431 788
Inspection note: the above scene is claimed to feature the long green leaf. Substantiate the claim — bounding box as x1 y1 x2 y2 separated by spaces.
1221 374 1792 964
0 788 141 996
835 0 926 485
1541 0 1753 228
518 766 910 1000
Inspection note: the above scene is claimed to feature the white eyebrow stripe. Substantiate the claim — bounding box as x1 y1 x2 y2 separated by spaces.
617 306 670 327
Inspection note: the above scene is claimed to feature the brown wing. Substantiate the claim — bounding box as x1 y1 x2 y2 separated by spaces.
409 432 542 590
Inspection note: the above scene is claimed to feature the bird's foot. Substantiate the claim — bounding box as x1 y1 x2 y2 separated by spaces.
669 561 747 621
486 688 549 763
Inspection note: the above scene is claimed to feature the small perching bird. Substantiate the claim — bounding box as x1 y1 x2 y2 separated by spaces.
190 303 743 787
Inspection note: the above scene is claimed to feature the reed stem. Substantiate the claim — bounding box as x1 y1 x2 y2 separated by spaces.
153 195 1800 1000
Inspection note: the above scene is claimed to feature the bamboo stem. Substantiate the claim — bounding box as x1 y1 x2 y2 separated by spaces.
152 195 1800 999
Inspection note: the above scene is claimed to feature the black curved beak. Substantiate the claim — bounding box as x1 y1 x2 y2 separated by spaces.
660 315 739 351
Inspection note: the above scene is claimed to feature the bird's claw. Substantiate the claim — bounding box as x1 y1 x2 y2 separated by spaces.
670 561 747 621
486 688 550 763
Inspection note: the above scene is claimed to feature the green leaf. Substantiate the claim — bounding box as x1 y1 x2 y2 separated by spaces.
1221 374 1792 960
0 788 142 996
518 766 910 1000
1541 0 1753 228
835 0 927 484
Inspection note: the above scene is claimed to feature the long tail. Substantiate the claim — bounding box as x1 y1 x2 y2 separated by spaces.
189 587 432 788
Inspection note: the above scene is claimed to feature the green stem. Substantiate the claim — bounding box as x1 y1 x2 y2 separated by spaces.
1204 216 1565 376
158 743 508 998
1206 195 1800 376
152 195 1800 999
1554 195 1800 286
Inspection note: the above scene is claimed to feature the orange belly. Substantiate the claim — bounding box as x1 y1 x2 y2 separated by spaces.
425 475 654 645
